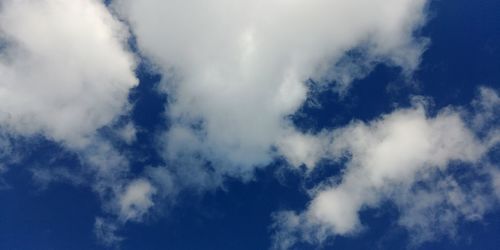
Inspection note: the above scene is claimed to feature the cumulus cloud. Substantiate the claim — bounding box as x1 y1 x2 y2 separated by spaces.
0 0 154 242
272 90 500 249
113 0 429 182
0 0 137 147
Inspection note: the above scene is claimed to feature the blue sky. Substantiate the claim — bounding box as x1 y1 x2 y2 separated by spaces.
0 0 499 249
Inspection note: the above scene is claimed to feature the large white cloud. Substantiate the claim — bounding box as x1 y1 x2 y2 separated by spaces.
0 0 138 147
113 0 429 181
0 0 151 241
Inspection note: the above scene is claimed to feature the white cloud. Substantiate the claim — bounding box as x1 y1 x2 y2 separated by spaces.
272 92 500 248
0 1 152 243
113 0 429 180
308 105 485 231
118 178 157 222
0 0 137 147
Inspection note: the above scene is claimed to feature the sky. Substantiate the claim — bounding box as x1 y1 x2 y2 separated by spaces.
0 0 499 249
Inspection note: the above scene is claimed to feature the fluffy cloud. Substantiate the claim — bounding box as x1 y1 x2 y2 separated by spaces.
272 90 500 249
306 105 484 231
0 0 137 147
113 0 429 182
0 0 153 242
